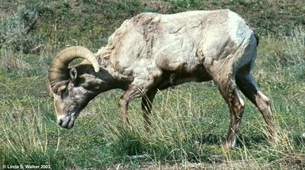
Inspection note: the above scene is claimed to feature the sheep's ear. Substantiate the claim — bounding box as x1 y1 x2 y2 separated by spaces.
69 68 78 82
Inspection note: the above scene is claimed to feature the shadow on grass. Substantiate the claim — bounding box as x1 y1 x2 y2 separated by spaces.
196 132 305 148
194 133 269 148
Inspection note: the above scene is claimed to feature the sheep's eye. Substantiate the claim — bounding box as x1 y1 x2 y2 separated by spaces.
58 86 68 99
60 88 68 99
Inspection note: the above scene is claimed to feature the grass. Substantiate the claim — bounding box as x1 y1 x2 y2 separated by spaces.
1 0 305 169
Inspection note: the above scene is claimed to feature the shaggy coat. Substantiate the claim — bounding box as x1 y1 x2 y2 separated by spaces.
47 9 277 149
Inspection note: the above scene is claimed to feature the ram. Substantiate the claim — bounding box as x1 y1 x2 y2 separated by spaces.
46 9 277 148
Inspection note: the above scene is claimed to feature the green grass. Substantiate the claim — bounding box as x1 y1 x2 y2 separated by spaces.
1 0 305 169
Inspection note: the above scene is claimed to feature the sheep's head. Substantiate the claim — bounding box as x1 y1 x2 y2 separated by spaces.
48 46 100 129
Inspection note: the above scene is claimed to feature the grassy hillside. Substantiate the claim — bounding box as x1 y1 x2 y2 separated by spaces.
0 0 305 169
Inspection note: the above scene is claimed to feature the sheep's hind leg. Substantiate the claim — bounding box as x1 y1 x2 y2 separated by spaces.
213 76 245 149
236 73 277 143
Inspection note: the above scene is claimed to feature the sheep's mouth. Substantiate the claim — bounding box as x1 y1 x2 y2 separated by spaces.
57 111 80 129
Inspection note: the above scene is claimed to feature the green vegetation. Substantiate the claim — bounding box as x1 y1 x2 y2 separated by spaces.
0 0 304 169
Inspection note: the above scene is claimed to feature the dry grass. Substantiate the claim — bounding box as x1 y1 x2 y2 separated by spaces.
1 0 305 169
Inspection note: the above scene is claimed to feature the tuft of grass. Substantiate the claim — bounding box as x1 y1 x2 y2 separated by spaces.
0 88 65 169
0 49 27 70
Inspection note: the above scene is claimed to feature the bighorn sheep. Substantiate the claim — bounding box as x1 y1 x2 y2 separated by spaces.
46 9 277 148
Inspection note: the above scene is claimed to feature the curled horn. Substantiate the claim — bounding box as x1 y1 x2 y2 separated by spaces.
48 46 100 90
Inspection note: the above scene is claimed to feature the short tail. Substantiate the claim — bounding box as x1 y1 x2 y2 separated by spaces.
251 28 259 46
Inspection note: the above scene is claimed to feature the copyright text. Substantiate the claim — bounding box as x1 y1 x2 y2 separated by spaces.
1 164 51 169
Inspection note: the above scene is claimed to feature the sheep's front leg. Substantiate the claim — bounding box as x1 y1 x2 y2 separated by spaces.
118 84 149 129
118 94 130 129
141 88 157 132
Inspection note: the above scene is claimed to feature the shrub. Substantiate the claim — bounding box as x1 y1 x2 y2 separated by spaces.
0 4 44 54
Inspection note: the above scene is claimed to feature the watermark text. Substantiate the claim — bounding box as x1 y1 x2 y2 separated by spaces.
1 164 51 169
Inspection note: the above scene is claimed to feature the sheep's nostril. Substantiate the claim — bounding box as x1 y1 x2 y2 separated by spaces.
58 119 63 126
